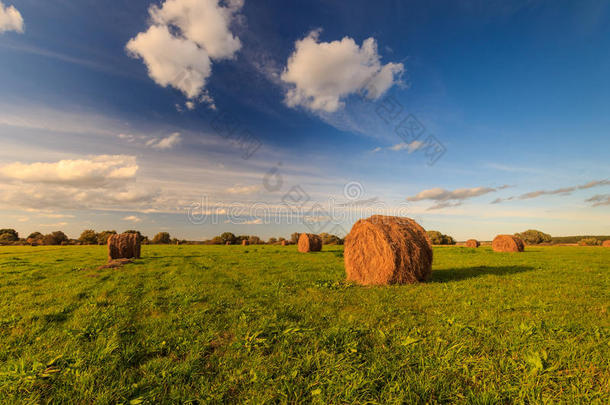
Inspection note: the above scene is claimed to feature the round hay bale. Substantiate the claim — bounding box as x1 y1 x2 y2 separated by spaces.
465 239 480 248
344 215 433 285
108 233 141 261
298 233 322 252
602 240 610 247
281 240 287 246
492 235 524 252
242 239 249 246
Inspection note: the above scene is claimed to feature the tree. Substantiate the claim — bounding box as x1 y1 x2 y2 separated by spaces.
41 234 60 245
79 229 97 245
514 229 552 245
426 230 455 245
320 233 342 245
152 232 171 244
268 237 278 244
248 236 261 245
0 229 18 242
211 236 223 245
124 230 145 242
51 231 68 244
290 232 300 244
27 232 43 240
97 230 117 245
220 232 236 245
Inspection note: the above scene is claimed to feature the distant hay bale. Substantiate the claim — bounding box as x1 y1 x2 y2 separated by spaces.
107 233 141 261
492 235 524 252
465 239 480 248
344 215 433 285
242 240 249 246
281 240 287 246
298 233 322 252
226 241 231 245
603 240 610 247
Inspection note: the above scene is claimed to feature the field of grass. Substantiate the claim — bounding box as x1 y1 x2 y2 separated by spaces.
0 245 608 404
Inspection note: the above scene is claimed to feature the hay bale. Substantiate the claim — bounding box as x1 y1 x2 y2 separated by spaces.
492 235 524 252
602 240 610 247
226 241 231 245
465 239 480 248
298 233 322 252
108 233 141 261
344 215 433 285
281 240 287 246
242 240 249 246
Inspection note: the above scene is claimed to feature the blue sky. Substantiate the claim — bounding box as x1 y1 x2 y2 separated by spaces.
0 0 609 241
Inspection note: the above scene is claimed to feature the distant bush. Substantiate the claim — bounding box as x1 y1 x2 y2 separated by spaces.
97 230 117 245
426 231 456 245
578 237 601 246
152 232 171 244
552 235 610 244
220 232 236 244
27 232 42 240
290 233 300 244
51 231 68 244
79 230 98 245
514 229 552 245
319 233 344 245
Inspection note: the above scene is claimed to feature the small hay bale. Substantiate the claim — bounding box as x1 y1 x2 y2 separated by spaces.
226 241 231 245
298 233 322 252
108 233 141 261
344 215 433 285
492 235 524 252
281 240 287 246
602 240 610 247
465 239 480 248
242 240 249 246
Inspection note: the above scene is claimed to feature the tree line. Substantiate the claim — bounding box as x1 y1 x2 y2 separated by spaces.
0 229 344 246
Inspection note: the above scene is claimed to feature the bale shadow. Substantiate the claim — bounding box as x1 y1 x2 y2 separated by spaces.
431 265 534 283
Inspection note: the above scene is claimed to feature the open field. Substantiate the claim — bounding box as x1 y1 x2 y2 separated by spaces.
0 245 608 404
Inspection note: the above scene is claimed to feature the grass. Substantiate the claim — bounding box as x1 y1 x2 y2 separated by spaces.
0 245 608 404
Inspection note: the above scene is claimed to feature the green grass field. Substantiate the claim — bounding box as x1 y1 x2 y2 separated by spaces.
0 245 608 404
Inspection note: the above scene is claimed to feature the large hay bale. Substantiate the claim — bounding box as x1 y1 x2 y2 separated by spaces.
298 233 322 252
242 239 249 246
465 239 480 248
602 240 610 247
344 215 433 285
492 235 524 252
108 233 141 261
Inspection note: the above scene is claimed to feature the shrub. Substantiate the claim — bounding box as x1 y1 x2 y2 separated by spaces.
79 230 98 245
426 230 456 245
220 232 236 245
152 232 171 244
268 237 277 244
320 233 343 245
27 232 42 240
248 236 262 245
210 236 224 245
578 237 601 246
51 231 68 244
514 229 552 245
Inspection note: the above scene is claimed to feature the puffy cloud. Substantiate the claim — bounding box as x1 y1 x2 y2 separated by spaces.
146 132 182 150
0 2 24 34
281 30 404 112
126 0 243 104
408 186 497 202
0 155 138 187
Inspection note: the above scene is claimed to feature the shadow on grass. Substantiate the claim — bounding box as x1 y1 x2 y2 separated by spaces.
431 265 534 283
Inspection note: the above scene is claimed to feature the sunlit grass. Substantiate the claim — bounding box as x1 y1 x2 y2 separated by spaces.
0 245 608 403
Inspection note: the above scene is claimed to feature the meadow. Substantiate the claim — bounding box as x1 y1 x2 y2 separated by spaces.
0 245 608 404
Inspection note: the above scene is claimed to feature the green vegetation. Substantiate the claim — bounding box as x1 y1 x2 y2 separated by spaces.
514 229 552 245
426 230 456 245
579 237 602 246
0 245 608 403
551 235 610 244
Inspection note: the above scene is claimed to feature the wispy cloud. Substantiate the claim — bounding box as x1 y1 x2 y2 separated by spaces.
585 194 610 207
146 132 182 150
225 185 261 195
408 186 498 211
492 179 610 204
123 215 142 223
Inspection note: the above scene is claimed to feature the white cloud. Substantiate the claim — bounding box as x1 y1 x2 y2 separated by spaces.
0 155 138 187
0 1 24 34
389 140 423 153
281 30 403 112
147 132 182 150
126 0 243 105
123 215 142 223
